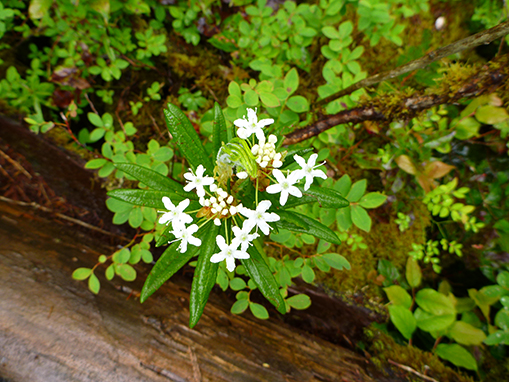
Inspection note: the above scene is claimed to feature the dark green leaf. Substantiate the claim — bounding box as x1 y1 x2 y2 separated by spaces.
276 210 341 244
212 102 230 158
164 103 213 173
241 242 286 314
189 224 220 327
114 163 190 197
107 189 184 209
140 242 199 302
284 184 349 209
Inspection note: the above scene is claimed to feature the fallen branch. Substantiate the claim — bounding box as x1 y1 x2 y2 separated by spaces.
283 57 508 145
316 20 509 106
388 359 439 382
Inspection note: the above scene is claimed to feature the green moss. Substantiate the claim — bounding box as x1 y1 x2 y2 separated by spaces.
315 197 430 300
365 327 475 382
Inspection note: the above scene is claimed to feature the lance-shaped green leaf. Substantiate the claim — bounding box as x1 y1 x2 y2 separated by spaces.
283 185 350 209
108 189 185 209
156 225 173 247
276 210 341 245
140 242 199 303
212 102 230 157
241 242 286 314
189 223 220 328
114 163 193 198
281 147 314 169
164 103 213 173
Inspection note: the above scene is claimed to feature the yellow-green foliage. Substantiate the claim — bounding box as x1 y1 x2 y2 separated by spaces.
365 327 475 382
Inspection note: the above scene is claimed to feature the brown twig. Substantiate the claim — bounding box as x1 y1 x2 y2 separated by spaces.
388 359 439 382
316 20 509 106
0 148 32 179
283 60 508 145
0 196 125 239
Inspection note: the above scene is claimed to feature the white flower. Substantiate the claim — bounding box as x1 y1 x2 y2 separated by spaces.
232 225 259 252
172 224 201 253
234 108 274 142
158 197 193 230
183 164 214 197
266 169 302 206
210 235 250 272
293 154 327 191
240 200 280 235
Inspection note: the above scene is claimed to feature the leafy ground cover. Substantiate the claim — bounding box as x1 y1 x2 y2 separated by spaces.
1 0 509 380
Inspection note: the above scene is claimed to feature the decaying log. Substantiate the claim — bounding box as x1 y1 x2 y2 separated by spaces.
0 201 398 382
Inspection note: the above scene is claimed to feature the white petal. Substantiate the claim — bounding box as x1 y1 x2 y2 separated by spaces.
280 191 289 206
293 154 307 168
210 252 226 263
184 183 195 192
234 119 251 129
271 169 285 183
180 213 193 225
288 187 302 198
257 220 271 235
188 236 201 247
195 165 205 177
159 212 172 225
178 241 188 253
257 200 272 212
266 184 281 194
187 224 199 234
235 251 250 260
177 198 190 211
232 226 242 237
214 218 221 226
264 212 280 223
304 177 313 191
216 234 227 250
162 196 175 210
308 153 318 167
183 172 195 181
226 257 236 272
247 108 257 123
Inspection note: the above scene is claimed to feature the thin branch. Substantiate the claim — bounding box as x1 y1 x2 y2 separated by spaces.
388 359 439 382
0 195 126 240
316 20 509 106
0 149 32 179
283 59 508 145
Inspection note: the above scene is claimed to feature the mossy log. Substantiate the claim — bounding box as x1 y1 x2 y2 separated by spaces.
0 115 405 381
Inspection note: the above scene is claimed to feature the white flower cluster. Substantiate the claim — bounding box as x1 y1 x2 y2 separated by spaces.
158 108 327 273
